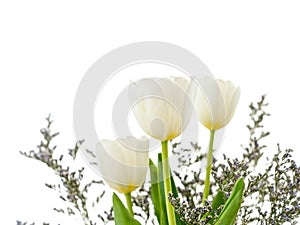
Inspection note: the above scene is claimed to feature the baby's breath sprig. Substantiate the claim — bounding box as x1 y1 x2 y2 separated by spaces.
19 115 112 225
168 193 221 225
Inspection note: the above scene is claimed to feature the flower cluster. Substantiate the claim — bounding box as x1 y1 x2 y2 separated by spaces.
94 76 241 225
19 77 300 225
17 96 300 225
20 76 244 225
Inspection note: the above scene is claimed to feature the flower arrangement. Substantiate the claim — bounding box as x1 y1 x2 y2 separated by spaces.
19 77 300 225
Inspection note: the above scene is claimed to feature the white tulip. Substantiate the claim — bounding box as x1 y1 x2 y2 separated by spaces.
192 77 240 130
96 136 149 194
129 77 193 141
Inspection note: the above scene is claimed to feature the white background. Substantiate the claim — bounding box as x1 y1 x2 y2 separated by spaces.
1 0 300 224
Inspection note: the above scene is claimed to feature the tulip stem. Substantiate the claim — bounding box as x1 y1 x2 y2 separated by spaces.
125 192 134 217
161 140 176 225
202 129 215 205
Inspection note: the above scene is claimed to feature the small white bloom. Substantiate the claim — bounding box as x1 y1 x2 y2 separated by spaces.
96 136 149 194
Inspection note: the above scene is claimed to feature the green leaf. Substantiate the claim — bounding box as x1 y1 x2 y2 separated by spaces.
152 153 186 225
158 153 185 225
211 190 227 210
214 178 245 225
149 159 162 223
112 193 141 225
158 153 169 225
201 190 226 224
170 173 179 198
202 190 227 223
170 172 186 225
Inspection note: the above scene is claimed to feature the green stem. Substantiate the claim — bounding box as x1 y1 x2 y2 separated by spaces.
202 129 215 205
161 140 176 225
125 192 134 217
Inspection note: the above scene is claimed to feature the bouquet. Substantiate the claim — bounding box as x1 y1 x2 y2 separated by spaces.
19 77 300 225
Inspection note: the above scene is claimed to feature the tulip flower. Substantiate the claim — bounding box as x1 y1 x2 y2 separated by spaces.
191 77 240 204
96 136 149 216
129 77 193 141
192 77 240 131
129 77 193 225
